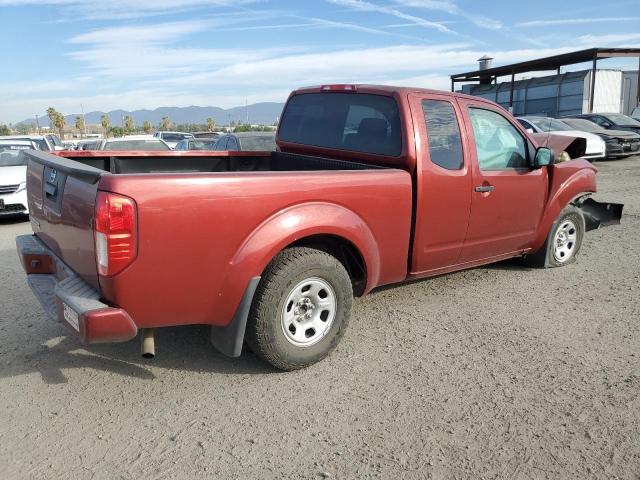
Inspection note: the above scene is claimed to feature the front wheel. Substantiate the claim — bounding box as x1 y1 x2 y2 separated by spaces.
523 205 585 268
245 247 353 370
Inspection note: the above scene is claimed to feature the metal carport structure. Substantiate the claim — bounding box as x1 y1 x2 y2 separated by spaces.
450 48 640 113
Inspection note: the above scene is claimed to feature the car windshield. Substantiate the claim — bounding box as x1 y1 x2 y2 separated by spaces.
162 133 191 142
239 135 276 151
561 118 604 133
605 114 640 127
189 140 218 150
279 92 402 156
0 147 29 166
529 118 572 132
103 140 171 151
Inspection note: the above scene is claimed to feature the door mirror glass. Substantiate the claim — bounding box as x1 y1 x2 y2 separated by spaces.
525 128 534 134
534 147 554 167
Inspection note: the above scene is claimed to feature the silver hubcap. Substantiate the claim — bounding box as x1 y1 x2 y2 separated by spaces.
553 219 578 263
281 277 336 347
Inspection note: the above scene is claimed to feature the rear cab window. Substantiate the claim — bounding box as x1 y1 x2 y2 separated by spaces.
422 99 464 170
278 92 402 156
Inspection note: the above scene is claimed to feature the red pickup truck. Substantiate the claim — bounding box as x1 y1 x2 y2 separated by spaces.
17 85 622 370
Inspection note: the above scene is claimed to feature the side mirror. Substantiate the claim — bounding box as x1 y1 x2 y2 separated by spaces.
525 128 534 134
602 122 612 129
533 147 554 168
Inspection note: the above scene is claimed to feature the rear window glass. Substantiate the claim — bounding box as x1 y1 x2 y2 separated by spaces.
278 93 402 156
239 135 276 151
103 140 171 151
162 133 191 142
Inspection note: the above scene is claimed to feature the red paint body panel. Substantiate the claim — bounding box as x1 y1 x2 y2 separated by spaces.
97 169 412 328
21 85 603 338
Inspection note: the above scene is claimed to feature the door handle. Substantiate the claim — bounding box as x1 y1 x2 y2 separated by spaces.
474 185 495 193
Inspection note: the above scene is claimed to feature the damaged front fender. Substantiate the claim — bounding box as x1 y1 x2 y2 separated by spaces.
575 197 624 231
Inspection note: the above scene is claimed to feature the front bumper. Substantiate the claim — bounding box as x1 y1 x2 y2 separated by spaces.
0 188 28 215
16 234 138 344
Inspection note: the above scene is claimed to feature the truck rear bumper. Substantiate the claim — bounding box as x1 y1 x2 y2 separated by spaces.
16 234 138 344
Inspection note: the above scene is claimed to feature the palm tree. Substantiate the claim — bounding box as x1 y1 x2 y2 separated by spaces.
124 115 134 134
142 120 152 134
75 116 85 139
207 117 215 132
52 112 66 140
101 115 111 138
160 116 171 131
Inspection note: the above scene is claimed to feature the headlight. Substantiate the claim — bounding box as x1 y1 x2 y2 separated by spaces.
16 182 26 193
606 138 619 145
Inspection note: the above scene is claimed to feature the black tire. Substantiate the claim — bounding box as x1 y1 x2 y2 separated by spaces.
245 247 353 371
523 205 585 268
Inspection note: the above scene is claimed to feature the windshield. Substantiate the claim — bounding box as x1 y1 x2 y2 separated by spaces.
189 139 218 150
605 114 640 127
529 118 572 132
103 140 171 151
162 133 191 142
561 118 604 133
0 147 28 167
239 135 276 151
279 92 402 156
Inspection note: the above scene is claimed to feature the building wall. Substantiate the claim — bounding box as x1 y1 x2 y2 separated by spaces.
461 69 628 117
622 71 639 114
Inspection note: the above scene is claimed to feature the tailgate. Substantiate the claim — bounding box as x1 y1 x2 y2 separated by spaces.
24 150 105 290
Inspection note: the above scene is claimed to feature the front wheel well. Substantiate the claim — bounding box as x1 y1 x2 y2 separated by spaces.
287 235 367 296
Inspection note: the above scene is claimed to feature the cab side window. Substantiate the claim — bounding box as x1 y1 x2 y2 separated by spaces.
422 100 464 170
469 108 528 170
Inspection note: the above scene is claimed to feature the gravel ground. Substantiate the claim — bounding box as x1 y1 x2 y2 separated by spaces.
1 157 639 480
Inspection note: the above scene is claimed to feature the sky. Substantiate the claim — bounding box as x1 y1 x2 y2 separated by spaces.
1 0 639 123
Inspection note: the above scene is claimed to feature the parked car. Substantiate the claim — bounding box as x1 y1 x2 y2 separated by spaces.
213 132 276 151
17 84 622 371
560 118 640 158
0 135 52 151
631 106 640 122
192 132 221 139
45 133 65 150
565 113 640 136
0 140 33 216
517 116 605 161
153 131 194 149
93 135 171 151
174 138 218 151
76 139 103 151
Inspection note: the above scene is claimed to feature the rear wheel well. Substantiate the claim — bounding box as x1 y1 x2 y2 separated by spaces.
287 235 367 296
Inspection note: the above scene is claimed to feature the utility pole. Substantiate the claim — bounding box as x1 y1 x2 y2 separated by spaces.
245 98 249 125
35 114 40 134
81 103 87 139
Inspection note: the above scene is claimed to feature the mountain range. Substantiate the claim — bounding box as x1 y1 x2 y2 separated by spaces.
19 102 285 127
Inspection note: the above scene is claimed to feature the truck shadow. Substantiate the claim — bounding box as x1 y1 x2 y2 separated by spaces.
0 215 29 225
2 325 275 385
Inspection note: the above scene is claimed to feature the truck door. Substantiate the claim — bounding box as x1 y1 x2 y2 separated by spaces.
408 93 473 274
456 99 548 263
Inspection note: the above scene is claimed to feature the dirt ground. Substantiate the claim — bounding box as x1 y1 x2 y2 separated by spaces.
1 156 639 480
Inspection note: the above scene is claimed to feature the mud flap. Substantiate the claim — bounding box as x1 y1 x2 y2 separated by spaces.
210 276 261 357
577 198 624 232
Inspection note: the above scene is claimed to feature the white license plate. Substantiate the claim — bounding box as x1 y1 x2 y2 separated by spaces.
63 303 80 331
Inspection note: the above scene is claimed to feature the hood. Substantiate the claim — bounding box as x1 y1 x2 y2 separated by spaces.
531 133 586 159
603 129 640 139
0 165 27 186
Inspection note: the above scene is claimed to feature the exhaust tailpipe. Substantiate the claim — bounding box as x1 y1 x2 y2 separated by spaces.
141 328 155 358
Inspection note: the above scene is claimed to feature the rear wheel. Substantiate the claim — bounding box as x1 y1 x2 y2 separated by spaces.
523 205 585 268
245 247 353 370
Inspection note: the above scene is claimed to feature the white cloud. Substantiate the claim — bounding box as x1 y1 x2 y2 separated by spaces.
518 16 640 27
326 0 455 33
576 32 640 46
0 0 261 20
392 0 503 30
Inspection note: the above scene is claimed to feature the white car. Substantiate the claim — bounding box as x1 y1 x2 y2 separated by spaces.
153 131 194 149
517 116 606 162
0 134 52 151
95 135 171 151
0 140 33 216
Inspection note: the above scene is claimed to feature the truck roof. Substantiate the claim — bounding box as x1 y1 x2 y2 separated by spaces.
292 84 483 103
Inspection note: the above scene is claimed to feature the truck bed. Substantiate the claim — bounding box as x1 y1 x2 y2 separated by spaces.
23 149 413 331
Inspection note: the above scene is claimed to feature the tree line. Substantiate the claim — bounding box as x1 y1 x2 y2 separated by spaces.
1 109 275 139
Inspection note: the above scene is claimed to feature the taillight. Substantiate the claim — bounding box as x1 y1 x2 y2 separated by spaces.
94 191 137 276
